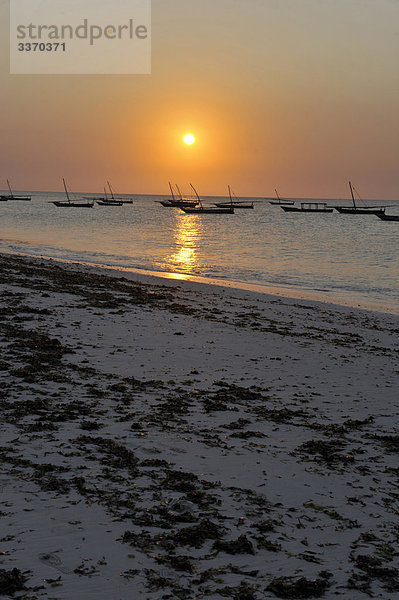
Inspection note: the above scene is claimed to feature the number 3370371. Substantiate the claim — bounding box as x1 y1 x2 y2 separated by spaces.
18 42 66 52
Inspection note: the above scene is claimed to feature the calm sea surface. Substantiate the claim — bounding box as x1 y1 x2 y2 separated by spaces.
1 191 398 314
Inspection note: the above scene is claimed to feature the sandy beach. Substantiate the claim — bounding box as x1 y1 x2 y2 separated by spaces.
0 252 398 600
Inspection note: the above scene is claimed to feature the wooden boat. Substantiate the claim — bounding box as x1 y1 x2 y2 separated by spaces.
181 184 235 214
335 182 385 215
96 187 123 206
52 179 94 208
375 213 399 222
0 180 31 201
281 202 333 213
269 189 294 206
214 200 253 209
160 182 199 208
214 188 254 209
107 181 133 204
97 199 123 206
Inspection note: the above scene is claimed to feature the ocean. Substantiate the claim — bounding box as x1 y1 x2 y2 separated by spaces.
1 191 398 314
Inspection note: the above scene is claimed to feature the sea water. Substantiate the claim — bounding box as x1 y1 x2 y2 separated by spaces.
0 192 398 314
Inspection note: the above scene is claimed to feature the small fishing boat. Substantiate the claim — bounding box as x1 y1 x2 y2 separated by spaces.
281 202 333 213
214 190 254 209
96 187 123 206
213 200 253 209
107 181 133 204
0 180 31 201
269 189 295 206
375 213 399 222
53 179 94 208
335 182 385 215
181 184 235 214
160 182 199 208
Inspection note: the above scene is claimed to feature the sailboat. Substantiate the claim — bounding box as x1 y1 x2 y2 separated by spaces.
214 188 254 209
334 182 385 215
52 179 94 208
180 184 235 214
281 201 333 213
96 187 123 206
107 181 133 204
269 189 294 206
159 182 199 208
0 180 31 201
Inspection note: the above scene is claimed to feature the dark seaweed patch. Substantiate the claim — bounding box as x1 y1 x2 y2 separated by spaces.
266 574 331 598
0 568 29 595
371 434 399 453
296 439 354 467
213 534 255 555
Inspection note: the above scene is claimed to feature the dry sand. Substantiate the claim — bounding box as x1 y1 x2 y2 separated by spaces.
0 253 398 599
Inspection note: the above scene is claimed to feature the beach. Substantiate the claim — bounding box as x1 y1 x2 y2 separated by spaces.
0 252 398 599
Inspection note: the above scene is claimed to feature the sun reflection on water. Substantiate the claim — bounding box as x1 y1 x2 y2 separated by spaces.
169 212 203 274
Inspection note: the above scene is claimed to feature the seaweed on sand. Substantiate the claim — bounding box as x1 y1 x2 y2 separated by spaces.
171 518 224 548
5 325 72 382
213 534 255 555
144 569 191 598
159 468 215 493
296 438 354 467
0 568 29 595
253 406 308 425
348 554 399 593
266 573 332 598
75 435 138 473
155 554 195 573
371 434 399 453
210 582 258 600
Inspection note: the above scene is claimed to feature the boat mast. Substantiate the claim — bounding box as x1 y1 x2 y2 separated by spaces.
107 181 115 200
104 187 108 201
190 183 203 209
62 178 71 203
7 180 14 198
175 183 184 201
275 189 280 201
168 181 177 202
349 181 356 209
228 185 233 206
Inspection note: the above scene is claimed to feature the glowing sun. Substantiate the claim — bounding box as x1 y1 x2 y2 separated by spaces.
184 133 195 145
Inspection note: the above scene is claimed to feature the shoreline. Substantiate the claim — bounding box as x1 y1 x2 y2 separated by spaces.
0 253 398 599
1 248 397 317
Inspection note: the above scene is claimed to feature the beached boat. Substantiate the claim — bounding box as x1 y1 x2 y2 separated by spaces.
269 189 295 206
96 187 123 206
181 185 235 214
214 188 253 209
0 180 31 201
281 202 333 213
53 179 94 208
375 213 399 222
334 182 385 215
160 182 199 208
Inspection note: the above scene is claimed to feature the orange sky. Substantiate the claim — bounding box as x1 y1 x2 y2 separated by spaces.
1 0 399 198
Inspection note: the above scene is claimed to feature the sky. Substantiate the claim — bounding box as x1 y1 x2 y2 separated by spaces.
1 0 399 198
